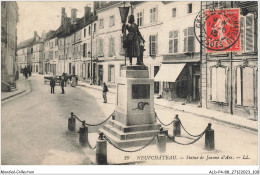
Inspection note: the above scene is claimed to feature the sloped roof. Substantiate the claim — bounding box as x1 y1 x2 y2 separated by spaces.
17 37 35 49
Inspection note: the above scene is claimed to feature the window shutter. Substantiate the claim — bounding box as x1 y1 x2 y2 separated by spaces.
169 31 173 53
236 67 242 105
243 67 254 106
245 14 254 52
240 16 244 52
149 35 152 56
101 39 104 55
112 37 115 55
108 38 111 56
169 40 173 53
183 29 187 52
155 34 158 55
83 43 85 57
188 27 194 52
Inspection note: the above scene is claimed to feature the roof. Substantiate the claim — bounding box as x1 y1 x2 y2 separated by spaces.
96 1 121 11
55 14 97 39
17 37 35 49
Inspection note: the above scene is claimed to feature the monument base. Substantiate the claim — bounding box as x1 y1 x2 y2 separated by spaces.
99 120 160 148
100 65 161 148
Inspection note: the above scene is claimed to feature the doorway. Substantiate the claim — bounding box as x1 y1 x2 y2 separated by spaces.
98 65 103 85
193 75 200 101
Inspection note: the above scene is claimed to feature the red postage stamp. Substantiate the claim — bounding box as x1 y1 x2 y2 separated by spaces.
205 9 240 53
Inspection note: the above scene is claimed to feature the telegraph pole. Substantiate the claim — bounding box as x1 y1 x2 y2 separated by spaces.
90 22 93 85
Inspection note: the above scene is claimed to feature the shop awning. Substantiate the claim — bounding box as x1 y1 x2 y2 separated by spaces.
154 63 186 82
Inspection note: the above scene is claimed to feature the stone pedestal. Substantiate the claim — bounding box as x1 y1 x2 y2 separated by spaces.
99 65 160 148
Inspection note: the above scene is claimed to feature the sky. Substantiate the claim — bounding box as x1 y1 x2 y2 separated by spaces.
17 1 93 44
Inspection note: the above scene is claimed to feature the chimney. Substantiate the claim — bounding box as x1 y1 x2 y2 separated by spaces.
84 6 91 22
34 31 37 38
71 8 77 24
61 7 65 26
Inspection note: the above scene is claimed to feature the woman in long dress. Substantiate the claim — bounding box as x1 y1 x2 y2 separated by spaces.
123 15 145 65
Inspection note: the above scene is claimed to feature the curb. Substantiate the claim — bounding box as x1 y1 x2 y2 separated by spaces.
1 90 26 101
1 80 32 103
155 103 258 133
77 84 116 94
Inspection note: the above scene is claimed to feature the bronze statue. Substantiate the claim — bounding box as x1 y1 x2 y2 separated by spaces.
122 15 145 65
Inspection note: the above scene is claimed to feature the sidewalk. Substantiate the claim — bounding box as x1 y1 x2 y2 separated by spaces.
78 81 258 132
1 75 31 102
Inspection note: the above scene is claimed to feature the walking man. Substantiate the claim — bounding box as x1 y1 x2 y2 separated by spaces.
103 82 108 103
61 76 65 94
50 77 55 94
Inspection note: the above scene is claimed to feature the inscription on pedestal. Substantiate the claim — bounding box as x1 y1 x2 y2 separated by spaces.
132 84 150 99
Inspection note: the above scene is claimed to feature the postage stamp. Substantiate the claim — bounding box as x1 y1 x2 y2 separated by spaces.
194 8 241 53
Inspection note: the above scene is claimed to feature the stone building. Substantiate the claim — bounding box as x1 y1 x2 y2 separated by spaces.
1 1 19 91
17 31 40 74
201 1 258 119
32 41 44 74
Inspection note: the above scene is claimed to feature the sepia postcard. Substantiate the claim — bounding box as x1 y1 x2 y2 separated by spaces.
1 0 259 174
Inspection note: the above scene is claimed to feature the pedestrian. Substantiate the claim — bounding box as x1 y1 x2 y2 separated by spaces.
24 66 28 79
50 77 55 94
103 82 108 103
61 76 65 94
28 67 32 77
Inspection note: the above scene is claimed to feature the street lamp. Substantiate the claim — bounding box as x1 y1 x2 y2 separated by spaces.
118 3 130 66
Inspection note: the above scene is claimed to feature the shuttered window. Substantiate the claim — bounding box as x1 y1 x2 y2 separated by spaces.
211 67 226 102
108 65 115 82
108 37 115 57
169 30 178 53
240 14 254 52
83 43 87 57
98 39 104 56
236 67 255 106
183 27 195 52
149 34 157 56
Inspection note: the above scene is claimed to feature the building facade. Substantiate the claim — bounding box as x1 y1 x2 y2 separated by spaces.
16 1 258 119
201 1 258 119
1 1 19 91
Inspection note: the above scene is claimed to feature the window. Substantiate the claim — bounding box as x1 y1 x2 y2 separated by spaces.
87 63 90 78
236 67 256 107
55 39 58 46
108 37 115 57
84 28 86 37
89 26 91 36
187 3 192 14
183 27 195 52
137 11 143 26
149 34 158 56
109 15 115 26
83 43 87 57
98 39 104 56
172 8 176 18
240 14 254 52
120 35 124 55
94 23 97 33
169 30 178 53
108 65 115 82
210 67 226 102
99 18 104 28
150 7 157 23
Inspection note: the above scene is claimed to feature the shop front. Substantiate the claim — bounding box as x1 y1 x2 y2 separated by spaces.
154 63 200 102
